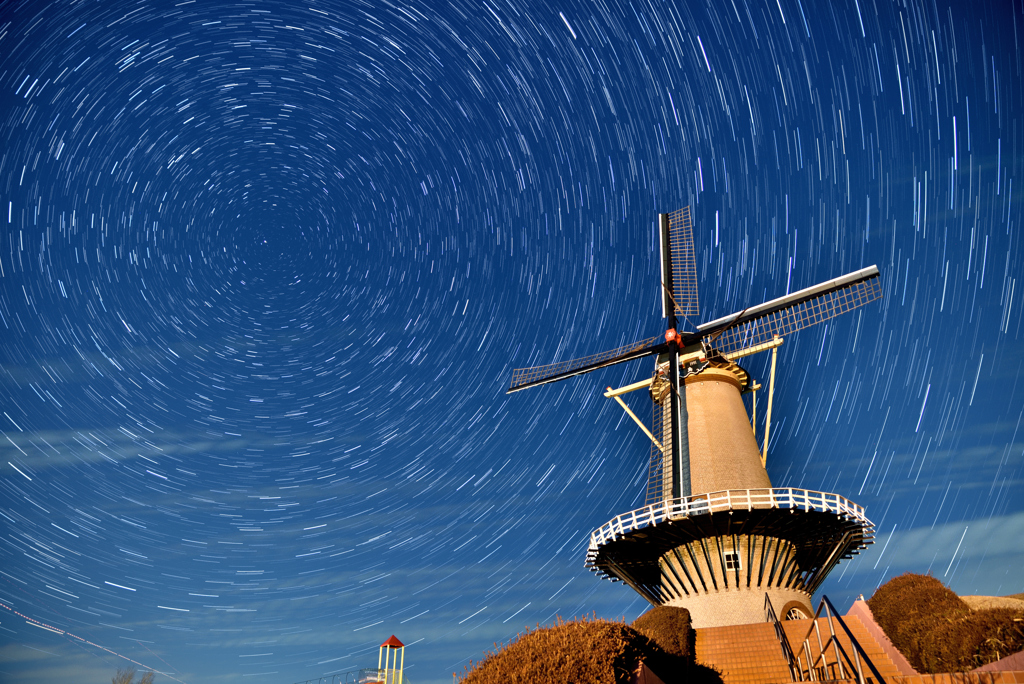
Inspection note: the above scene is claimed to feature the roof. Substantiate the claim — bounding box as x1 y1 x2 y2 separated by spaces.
380 635 404 648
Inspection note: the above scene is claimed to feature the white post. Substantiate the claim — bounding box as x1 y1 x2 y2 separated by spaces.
762 336 782 467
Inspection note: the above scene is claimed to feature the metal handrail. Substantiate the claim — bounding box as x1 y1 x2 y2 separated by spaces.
589 488 872 551
765 594 802 681
768 595 887 684
820 595 886 684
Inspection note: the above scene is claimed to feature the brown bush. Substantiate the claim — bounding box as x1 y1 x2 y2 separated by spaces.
457 613 722 684
632 606 695 660
868 572 969 670
868 573 969 630
869 573 1024 673
457 616 661 684
925 608 1024 672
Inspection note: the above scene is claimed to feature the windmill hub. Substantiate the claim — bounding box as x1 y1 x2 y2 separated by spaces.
508 207 882 629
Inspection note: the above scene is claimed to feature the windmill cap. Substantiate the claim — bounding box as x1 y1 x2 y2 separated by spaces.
381 635 404 648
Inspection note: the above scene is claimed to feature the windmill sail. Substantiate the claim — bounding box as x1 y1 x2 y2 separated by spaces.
661 207 699 320
508 334 665 393
509 210 880 392
698 265 881 355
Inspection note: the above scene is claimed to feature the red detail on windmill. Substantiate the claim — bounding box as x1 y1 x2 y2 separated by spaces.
381 635 404 648
664 329 679 344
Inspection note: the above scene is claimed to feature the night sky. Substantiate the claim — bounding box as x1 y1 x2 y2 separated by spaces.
1 0 1021 682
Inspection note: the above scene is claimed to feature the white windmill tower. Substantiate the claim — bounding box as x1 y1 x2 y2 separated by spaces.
509 207 881 627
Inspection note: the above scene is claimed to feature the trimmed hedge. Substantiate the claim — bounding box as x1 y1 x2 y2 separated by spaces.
457 614 721 684
457 616 665 684
632 606 695 660
869 573 1024 673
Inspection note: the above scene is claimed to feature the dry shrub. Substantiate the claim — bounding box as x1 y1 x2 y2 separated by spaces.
632 606 695 660
869 573 1024 673
925 608 1024 672
112 669 155 684
868 572 969 626
113 669 136 684
868 572 969 666
458 616 659 684
458 613 721 684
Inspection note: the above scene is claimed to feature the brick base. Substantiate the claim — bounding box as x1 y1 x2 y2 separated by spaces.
667 586 812 629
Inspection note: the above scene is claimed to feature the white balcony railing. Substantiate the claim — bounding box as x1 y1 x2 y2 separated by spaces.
588 488 872 551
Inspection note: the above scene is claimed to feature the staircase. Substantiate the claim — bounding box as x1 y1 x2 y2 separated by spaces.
694 613 903 684
694 621 794 684
694 597 1024 684
779 613 904 683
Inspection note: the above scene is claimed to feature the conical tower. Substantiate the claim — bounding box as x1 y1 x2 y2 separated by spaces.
509 207 880 628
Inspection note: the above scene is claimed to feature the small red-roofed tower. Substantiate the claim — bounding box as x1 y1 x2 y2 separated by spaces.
378 635 405 684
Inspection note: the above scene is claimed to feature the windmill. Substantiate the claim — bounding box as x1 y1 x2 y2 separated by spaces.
508 207 881 628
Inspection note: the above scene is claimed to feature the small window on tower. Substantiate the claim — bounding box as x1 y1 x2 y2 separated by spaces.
723 551 741 570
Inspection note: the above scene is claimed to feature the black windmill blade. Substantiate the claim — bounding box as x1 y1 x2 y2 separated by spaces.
660 206 699 326
508 207 883 395
656 207 696 505
507 334 667 393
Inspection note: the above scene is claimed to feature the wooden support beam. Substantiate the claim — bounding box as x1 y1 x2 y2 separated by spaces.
603 377 654 397
722 335 785 361
761 336 782 467
606 387 665 453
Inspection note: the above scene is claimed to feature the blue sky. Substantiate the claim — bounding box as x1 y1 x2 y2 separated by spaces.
0 0 1021 682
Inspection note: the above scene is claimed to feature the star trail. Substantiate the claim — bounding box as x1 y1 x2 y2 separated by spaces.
0 0 1021 682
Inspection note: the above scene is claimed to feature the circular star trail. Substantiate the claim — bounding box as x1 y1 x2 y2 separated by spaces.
0 0 1021 682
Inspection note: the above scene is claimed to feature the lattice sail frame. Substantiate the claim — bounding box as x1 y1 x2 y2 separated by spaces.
644 375 668 507
509 334 663 392
507 208 881 395
667 207 699 319
705 271 882 356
